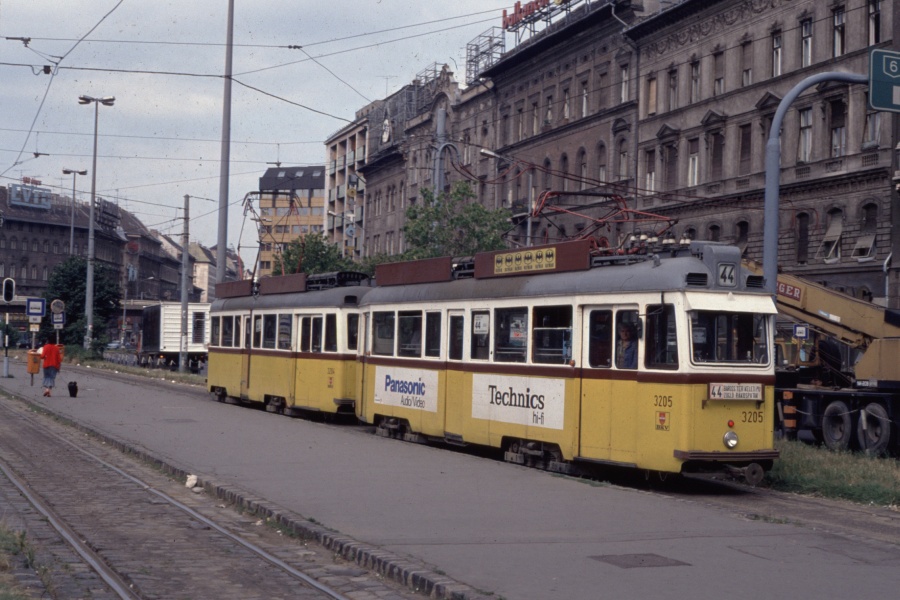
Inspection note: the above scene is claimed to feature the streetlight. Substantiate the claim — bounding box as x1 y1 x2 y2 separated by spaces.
78 94 115 350
62 168 87 254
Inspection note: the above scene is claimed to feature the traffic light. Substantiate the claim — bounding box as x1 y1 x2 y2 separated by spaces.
2 278 14 303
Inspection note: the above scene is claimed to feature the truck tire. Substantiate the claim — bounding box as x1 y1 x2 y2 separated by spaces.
856 403 891 456
821 400 852 451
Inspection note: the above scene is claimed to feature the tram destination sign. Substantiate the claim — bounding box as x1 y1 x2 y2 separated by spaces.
709 383 763 401
474 239 592 279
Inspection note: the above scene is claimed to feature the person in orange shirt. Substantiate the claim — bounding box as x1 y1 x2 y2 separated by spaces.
39 339 63 397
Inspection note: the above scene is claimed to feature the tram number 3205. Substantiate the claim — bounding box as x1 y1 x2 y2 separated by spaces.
654 395 673 408
742 410 764 423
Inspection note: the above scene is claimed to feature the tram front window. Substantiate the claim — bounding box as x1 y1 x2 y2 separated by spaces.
690 311 768 364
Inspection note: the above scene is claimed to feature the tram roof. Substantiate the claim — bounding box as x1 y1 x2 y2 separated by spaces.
361 251 765 306
211 284 371 312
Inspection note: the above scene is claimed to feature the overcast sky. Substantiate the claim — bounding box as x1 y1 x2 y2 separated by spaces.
0 0 512 266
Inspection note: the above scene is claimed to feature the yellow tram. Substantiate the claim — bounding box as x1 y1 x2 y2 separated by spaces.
208 272 370 416
358 240 778 483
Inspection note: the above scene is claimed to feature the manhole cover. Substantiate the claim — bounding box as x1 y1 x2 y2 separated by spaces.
590 553 690 569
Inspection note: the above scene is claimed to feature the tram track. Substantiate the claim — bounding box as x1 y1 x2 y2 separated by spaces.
0 397 422 600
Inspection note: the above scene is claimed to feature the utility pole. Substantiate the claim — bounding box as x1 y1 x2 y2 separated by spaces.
180 195 190 373
216 0 234 285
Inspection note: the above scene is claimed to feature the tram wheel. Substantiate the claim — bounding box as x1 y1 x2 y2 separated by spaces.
857 403 891 456
821 400 852 451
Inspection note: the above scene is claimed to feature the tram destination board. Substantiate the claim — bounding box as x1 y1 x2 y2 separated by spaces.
474 239 592 278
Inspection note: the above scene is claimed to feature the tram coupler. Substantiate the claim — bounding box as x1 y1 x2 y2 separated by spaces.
725 463 765 486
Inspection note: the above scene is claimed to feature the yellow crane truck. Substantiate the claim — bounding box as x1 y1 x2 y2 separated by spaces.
768 269 900 455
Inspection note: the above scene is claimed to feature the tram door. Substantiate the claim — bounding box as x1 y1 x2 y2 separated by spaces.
579 307 640 462
239 314 252 399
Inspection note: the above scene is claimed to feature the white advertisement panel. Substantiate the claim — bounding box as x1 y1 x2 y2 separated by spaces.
373 366 439 412
472 374 565 430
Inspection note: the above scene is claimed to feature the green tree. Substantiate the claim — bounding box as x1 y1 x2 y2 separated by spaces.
402 181 511 259
274 233 354 276
41 257 121 350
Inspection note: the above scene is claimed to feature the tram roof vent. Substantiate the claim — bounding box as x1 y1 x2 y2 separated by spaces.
686 272 709 287
745 274 765 289
452 258 475 279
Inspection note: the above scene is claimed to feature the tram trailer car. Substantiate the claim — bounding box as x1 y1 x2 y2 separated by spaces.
208 272 370 416
140 302 210 369
359 240 778 484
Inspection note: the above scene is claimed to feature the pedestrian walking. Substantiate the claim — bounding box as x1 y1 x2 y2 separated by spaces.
39 339 63 397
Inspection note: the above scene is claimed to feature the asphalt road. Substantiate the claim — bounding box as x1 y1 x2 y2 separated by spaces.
1 358 898 600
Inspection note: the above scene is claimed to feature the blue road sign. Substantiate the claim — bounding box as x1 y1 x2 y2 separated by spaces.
869 48 900 113
26 297 46 317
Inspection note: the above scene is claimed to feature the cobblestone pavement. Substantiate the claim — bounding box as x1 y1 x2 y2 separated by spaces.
0 395 427 600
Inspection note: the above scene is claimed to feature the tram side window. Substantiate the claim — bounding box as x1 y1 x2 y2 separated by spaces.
324 314 337 352
449 315 464 360
425 312 441 357
300 317 312 352
373 311 396 356
346 314 359 351
244 317 251 349
211 316 221 347
262 314 277 349
645 304 678 369
221 316 233 347
471 311 490 360
588 310 613 368
615 310 639 370
253 315 263 348
398 310 422 357
277 314 291 350
532 305 572 364
311 316 323 352
494 307 528 363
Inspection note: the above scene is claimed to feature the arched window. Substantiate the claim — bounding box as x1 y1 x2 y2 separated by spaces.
0 237 5 249
577 149 588 190
559 154 569 192
852 202 878 259
8 265 15 279
708 223 720 241
0 264 4 277
31 265 37 280
32 240 38 252
42 266 49 281
817 208 843 261
543 159 552 191
43 240 50 253
10 238 17 250
617 139 629 180
596 144 607 182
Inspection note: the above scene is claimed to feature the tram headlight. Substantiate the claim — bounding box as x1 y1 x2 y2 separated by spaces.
723 431 739 449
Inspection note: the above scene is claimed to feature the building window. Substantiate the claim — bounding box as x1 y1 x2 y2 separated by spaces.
10 238 16 250
592 147 606 183
581 81 589 117
620 64 629 103
771 32 782 77
708 224 720 242
43 240 49 253
532 102 539 135
8 266 15 279
542 159 552 191
578 150 588 190
617 140 629 181
560 154 569 191
713 52 724 96
710 131 724 180
517 107 524 141
797 107 812 163
830 100 847 158
545 95 553 124
0 264 3 277
42 266 48 281
832 7 846 58
646 76 657 116
30 266 37 280
667 69 678 111
645 149 656 192
739 124 752 175
741 42 753 87
801 19 813 68
852 202 878 259
690 61 700 103
817 209 843 262
869 0 882 45
562 88 570 120
687 138 699 187
864 98 882 148
663 142 678 190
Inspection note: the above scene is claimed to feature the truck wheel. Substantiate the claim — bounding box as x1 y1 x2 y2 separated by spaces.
857 403 891 456
821 400 852 451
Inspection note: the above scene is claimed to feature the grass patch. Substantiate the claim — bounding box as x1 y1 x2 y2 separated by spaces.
766 438 900 506
0 521 33 600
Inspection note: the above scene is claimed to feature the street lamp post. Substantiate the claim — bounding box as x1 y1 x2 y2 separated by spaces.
78 95 115 350
62 168 87 254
